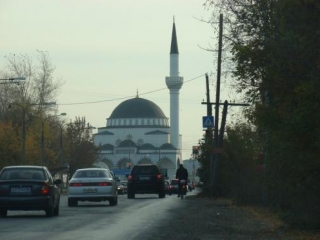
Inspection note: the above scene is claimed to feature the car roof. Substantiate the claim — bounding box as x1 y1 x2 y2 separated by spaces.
134 164 157 166
2 165 46 169
76 168 108 171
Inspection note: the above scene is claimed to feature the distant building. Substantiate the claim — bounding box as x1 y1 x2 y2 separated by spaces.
93 20 184 180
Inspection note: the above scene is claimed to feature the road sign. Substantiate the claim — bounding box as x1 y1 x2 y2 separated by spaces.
202 116 214 128
112 168 131 175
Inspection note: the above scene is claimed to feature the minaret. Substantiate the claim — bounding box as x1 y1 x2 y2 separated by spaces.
165 18 183 150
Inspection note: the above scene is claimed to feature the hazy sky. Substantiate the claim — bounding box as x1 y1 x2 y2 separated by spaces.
1 0 241 159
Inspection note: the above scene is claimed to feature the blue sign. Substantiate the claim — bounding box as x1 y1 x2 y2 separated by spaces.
202 116 214 128
112 169 131 176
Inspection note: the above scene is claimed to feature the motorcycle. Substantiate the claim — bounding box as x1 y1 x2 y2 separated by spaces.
179 179 187 199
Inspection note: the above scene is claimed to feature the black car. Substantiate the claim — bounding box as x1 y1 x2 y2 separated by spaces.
164 180 170 194
0 165 62 217
168 179 179 195
127 164 166 199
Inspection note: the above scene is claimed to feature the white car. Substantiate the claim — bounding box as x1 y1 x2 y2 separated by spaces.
68 168 118 207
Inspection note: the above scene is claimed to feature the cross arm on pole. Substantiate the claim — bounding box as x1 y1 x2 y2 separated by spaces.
201 102 250 107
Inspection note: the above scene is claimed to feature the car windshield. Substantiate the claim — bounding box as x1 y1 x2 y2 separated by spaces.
74 170 110 178
0 168 45 180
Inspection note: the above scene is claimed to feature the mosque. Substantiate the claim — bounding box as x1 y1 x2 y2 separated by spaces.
93 20 184 180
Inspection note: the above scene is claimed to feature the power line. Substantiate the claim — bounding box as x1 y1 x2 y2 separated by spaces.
57 73 207 106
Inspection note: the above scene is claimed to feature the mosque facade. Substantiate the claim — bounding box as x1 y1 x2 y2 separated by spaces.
93 20 183 180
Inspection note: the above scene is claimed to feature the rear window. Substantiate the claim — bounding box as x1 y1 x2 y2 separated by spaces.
131 165 159 175
74 170 110 178
171 180 179 185
0 168 45 180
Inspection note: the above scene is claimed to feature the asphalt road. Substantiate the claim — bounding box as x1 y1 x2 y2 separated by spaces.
0 190 199 240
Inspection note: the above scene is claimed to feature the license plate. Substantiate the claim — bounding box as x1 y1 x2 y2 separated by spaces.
11 187 31 194
140 176 150 180
83 188 97 193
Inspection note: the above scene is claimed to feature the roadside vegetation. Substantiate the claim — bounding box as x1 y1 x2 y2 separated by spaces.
197 0 320 231
0 51 99 173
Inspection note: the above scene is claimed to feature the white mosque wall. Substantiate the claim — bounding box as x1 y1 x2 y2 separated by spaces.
94 127 170 148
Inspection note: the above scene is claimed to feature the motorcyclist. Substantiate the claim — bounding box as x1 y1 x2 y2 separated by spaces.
175 164 188 197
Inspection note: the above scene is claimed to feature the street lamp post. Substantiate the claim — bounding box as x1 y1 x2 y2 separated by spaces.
0 77 26 84
39 112 66 165
49 120 67 192
49 118 67 165
0 77 26 81
9 101 57 164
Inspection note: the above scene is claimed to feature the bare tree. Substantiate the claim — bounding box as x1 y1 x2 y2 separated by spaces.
0 50 63 114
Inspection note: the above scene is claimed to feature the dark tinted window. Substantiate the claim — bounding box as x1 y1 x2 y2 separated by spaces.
131 165 159 175
74 170 110 178
0 168 45 180
171 180 179 185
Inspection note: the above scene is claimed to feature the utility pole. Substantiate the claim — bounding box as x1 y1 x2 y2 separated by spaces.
206 73 212 116
205 73 214 189
202 14 251 196
211 13 223 195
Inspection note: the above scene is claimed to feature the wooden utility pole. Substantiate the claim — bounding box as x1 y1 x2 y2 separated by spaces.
211 13 223 195
202 14 250 196
205 73 214 189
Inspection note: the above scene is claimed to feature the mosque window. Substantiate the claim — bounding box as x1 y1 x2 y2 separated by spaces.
135 119 138 125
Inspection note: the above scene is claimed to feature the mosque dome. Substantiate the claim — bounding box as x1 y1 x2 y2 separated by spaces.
109 97 166 119
106 97 169 128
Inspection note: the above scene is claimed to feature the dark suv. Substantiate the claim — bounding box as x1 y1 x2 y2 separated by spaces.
127 164 166 199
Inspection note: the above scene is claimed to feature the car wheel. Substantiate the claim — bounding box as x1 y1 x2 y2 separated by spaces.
159 191 165 198
0 209 7 217
109 197 118 206
45 206 54 217
68 198 78 207
53 201 60 216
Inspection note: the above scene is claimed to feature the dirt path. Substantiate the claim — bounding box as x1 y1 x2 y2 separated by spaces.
140 193 320 240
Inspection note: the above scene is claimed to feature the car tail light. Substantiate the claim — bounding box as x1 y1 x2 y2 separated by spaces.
98 182 112 186
41 183 49 195
69 182 83 187
127 175 133 181
156 174 162 181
